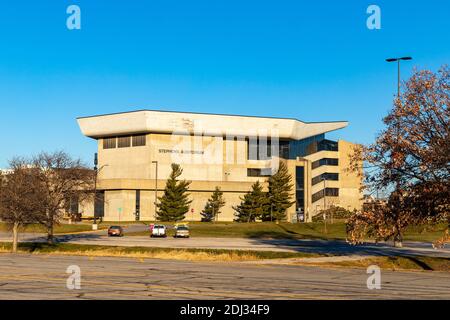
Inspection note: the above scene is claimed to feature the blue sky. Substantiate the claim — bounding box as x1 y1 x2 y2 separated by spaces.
1 0 449 167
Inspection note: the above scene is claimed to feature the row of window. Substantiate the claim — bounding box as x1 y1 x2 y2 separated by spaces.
312 158 339 169
312 188 339 203
317 139 339 152
103 135 146 149
247 168 272 177
246 138 337 161
248 139 273 160
311 173 339 186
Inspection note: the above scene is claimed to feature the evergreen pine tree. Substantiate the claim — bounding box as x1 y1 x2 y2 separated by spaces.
264 162 296 222
156 163 192 221
233 181 268 222
200 187 226 222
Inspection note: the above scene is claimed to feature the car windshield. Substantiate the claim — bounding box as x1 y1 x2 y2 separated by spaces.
177 227 188 231
110 226 121 229
155 225 164 229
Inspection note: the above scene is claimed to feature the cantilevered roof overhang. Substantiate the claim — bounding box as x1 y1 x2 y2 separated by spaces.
77 110 348 140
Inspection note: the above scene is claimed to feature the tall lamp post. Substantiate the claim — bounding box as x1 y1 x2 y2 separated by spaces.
322 177 327 234
386 56 412 248
93 153 108 229
93 153 98 227
152 161 158 221
385 56 413 184
385 57 412 98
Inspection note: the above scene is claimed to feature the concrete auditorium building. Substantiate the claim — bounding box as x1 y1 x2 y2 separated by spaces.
77 110 362 222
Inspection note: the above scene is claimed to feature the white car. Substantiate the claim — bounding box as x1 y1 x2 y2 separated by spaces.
151 224 167 238
174 225 190 238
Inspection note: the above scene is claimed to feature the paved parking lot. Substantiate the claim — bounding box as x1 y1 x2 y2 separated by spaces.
0 254 449 300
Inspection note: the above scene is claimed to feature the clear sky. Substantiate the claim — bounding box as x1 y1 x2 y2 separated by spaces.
1 0 449 167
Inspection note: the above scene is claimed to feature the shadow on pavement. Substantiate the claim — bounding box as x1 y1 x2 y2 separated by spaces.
55 232 105 243
17 232 106 244
247 237 448 258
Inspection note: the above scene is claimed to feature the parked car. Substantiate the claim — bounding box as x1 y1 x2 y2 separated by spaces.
151 224 167 238
108 226 124 237
174 225 190 238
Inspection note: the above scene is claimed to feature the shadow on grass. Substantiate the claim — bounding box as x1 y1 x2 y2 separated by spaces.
401 256 434 271
15 242 60 253
276 223 344 241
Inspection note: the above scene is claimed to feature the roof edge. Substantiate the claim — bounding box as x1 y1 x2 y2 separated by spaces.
76 108 348 125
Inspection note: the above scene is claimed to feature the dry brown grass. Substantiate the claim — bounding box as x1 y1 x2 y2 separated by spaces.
38 249 259 262
0 243 308 262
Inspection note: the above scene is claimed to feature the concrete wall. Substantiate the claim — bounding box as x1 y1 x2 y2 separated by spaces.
99 189 249 222
90 133 362 222
337 140 363 212
305 140 363 217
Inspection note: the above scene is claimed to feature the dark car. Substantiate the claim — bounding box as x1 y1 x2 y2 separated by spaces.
108 226 124 237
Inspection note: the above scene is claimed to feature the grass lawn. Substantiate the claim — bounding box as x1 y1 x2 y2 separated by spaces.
123 222 347 239
3 220 443 242
0 242 320 262
0 223 107 234
123 221 448 242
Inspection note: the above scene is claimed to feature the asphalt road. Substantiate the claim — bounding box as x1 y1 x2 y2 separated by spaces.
0 230 449 258
0 254 449 300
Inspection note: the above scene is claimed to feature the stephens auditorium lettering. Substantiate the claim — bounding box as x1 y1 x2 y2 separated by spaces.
159 149 205 155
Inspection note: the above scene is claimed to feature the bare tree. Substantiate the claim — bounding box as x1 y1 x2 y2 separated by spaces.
32 151 95 244
0 159 46 252
348 66 449 247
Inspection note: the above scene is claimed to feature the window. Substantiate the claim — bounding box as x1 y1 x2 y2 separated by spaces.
247 168 272 177
279 140 290 159
103 137 117 149
248 138 272 160
68 195 79 215
312 158 339 169
312 188 340 203
296 166 305 211
312 173 339 185
317 139 338 152
288 134 325 158
94 191 105 218
135 190 141 220
103 135 146 149
118 136 131 148
132 135 146 147
326 188 339 197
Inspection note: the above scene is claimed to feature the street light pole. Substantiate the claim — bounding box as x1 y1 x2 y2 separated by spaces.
322 177 327 234
93 153 98 226
386 56 413 183
397 59 401 98
152 161 158 221
386 57 412 98
386 56 412 248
